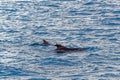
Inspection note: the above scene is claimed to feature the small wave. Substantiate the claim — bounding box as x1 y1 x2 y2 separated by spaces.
41 58 77 66
0 65 39 76
28 78 51 80
85 46 101 51
29 43 41 46
102 22 120 26
100 73 120 77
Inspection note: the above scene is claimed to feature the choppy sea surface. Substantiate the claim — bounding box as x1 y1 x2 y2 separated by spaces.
0 0 120 80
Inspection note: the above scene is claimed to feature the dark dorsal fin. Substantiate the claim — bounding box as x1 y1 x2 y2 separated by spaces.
42 39 50 45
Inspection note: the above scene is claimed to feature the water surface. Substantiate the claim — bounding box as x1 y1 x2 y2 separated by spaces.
0 0 120 80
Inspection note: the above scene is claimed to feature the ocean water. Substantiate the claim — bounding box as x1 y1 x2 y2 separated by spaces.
0 0 120 80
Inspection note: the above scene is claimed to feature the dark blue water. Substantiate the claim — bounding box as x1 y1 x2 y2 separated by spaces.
0 0 120 80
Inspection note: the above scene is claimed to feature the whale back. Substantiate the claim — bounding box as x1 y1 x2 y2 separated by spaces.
55 44 67 50
55 44 85 51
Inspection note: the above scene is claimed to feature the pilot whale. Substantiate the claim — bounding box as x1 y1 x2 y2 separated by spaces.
42 39 50 45
55 44 85 51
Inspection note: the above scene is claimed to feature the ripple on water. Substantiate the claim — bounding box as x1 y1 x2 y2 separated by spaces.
0 65 39 76
41 58 77 66
28 78 51 80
